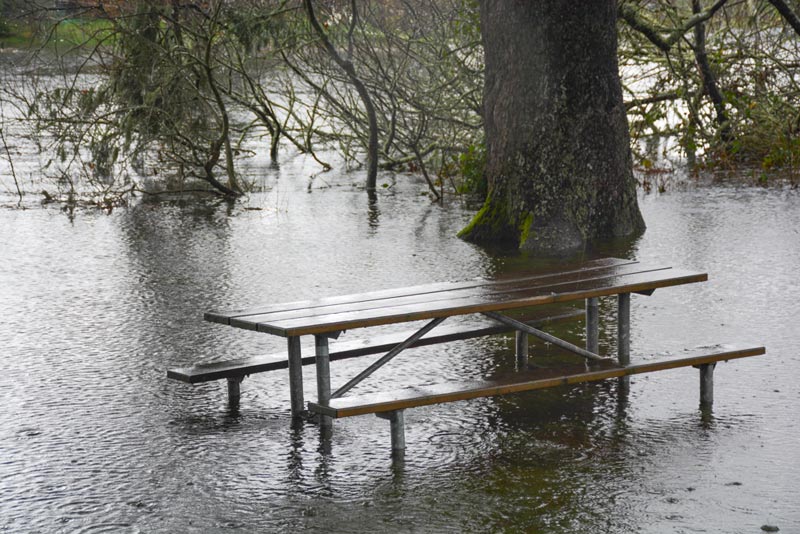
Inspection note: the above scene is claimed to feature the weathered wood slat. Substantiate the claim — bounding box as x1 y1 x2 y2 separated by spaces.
204 257 634 325
255 268 707 337
308 344 765 418
168 307 583 384
228 261 667 330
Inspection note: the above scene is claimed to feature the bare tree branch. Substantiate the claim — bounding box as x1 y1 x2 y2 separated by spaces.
619 0 729 52
304 0 379 190
766 0 800 35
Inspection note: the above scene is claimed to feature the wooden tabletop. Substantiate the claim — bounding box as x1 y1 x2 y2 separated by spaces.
205 257 707 337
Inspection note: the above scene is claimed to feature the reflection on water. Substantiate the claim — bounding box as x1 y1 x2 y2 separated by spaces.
0 166 798 533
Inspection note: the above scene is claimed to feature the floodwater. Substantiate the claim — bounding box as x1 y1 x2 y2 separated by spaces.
1 159 799 533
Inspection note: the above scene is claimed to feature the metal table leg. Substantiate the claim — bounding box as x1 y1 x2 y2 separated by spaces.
617 293 631 366
586 297 599 354
287 336 304 418
315 334 332 431
515 330 528 369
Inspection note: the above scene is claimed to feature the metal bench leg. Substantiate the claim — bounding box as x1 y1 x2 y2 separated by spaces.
617 293 631 395
586 297 599 354
699 363 716 407
617 293 631 366
287 336 305 418
377 410 406 456
226 376 244 406
315 334 333 432
515 331 528 369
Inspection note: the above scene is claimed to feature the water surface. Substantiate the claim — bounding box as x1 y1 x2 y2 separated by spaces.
1 166 798 533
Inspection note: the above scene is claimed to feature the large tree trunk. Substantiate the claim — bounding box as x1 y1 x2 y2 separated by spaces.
459 0 645 253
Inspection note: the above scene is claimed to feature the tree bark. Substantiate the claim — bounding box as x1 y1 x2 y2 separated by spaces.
460 0 645 253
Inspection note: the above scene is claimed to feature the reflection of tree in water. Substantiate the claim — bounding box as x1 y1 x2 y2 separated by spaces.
398 252 643 531
417 344 639 532
114 200 265 366
367 189 380 229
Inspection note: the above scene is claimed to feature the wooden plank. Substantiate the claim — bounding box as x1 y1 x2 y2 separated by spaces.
308 344 765 418
167 354 286 384
256 268 707 337
228 261 667 331
230 261 674 332
168 307 583 383
206 257 630 324
204 257 634 325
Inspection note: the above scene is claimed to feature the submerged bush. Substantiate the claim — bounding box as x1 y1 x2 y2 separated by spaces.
621 0 800 174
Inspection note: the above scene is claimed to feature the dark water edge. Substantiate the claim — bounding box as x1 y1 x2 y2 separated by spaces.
1 167 799 533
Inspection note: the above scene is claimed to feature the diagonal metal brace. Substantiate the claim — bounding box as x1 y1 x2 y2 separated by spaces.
482 311 608 362
331 317 447 399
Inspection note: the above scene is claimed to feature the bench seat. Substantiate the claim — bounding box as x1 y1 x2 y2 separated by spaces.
167 307 583 385
308 344 766 418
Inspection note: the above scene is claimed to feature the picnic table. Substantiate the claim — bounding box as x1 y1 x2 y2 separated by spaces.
184 257 765 456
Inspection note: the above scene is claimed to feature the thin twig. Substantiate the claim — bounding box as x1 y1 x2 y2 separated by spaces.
0 127 22 205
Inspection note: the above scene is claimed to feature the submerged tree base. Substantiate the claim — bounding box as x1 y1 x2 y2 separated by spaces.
458 201 587 254
458 176 645 255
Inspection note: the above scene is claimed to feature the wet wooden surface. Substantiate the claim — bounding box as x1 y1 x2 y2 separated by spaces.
309 344 766 418
206 258 707 337
169 307 582 383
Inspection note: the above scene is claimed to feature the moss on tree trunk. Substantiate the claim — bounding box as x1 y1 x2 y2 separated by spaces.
460 0 645 253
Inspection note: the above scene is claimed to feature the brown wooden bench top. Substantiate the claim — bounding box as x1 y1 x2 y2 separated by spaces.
205 258 707 338
309 344 766 418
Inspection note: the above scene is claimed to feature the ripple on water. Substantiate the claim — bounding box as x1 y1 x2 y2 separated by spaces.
1 183 800 533
72 524 140 534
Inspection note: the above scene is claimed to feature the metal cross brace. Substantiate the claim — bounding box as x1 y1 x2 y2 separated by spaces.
481 311 608 362
330 316 448 399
